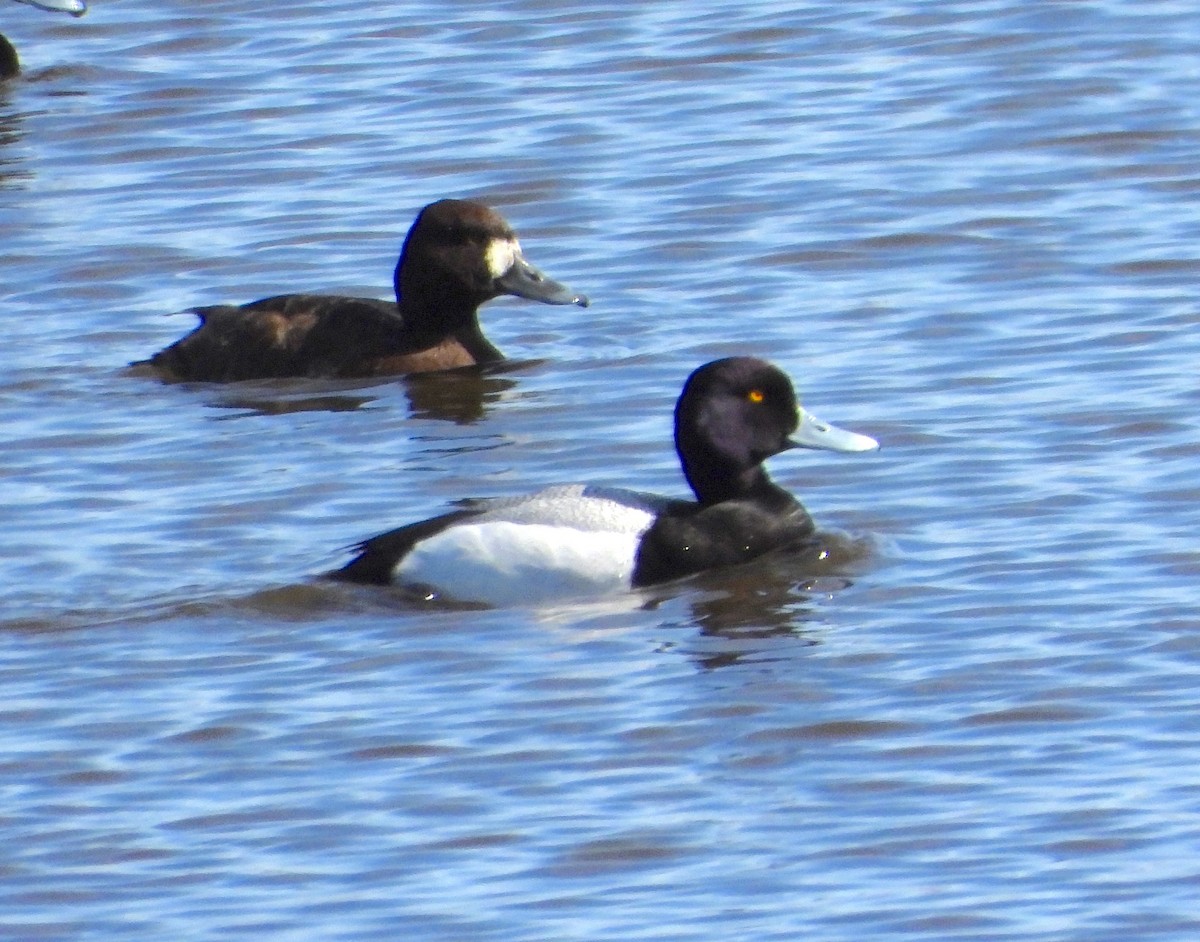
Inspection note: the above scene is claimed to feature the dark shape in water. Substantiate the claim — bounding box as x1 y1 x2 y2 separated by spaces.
332 357 879 605
2 0 87 80
135 199 589 383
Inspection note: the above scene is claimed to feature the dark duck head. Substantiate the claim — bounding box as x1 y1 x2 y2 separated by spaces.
674 356 878 507
395 199 586 329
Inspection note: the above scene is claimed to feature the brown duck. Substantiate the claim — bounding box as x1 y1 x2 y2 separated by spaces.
136 199 589 382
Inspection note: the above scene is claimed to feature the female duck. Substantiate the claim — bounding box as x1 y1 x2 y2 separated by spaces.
331 357 879 604
137 199 588 382
2 0 86 79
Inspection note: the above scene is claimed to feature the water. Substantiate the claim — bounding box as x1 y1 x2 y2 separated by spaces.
3 0 1200 938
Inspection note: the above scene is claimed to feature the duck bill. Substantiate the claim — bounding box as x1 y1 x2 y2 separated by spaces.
496 256 589 307
15 0 88 16
789 407 879 453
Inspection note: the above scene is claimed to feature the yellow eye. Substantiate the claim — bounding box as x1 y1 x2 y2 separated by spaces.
748 389 765 404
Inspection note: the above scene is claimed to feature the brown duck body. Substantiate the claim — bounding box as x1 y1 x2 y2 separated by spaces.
137 199 588 382
144 295 501 382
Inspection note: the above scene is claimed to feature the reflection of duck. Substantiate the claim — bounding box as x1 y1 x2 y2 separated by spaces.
669 551 867 670
2 0 86 80
332 357 879 605
136 200 589 383
397 366 520 425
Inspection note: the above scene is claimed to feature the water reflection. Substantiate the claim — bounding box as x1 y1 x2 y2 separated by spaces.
401 366 521 425
663 585 824 671
123 360 384 416
125 358 524 423
648 534 872 669
0 108 27 187
208 390 380 419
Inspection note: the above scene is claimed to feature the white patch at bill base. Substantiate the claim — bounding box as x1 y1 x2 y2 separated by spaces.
484 238 519 278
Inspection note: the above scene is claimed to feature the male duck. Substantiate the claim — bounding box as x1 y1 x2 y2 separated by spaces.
331 357 879 605
1 0 86 79
136 199 589 382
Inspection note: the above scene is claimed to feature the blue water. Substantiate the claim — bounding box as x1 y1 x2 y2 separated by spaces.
3 1 1200 939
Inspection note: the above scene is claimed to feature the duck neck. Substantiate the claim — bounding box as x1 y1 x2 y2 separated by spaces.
393 265 499 359
683 460 793 509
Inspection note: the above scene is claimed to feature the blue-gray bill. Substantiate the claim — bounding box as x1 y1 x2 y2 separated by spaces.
790 407 879 453
496 256 589 308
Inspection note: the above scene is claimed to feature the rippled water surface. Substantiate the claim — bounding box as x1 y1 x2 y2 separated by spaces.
4 1 1200 939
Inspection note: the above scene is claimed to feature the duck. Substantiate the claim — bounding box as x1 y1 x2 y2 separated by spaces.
330 357 879 605
1 0 86 80
135 199 589 382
